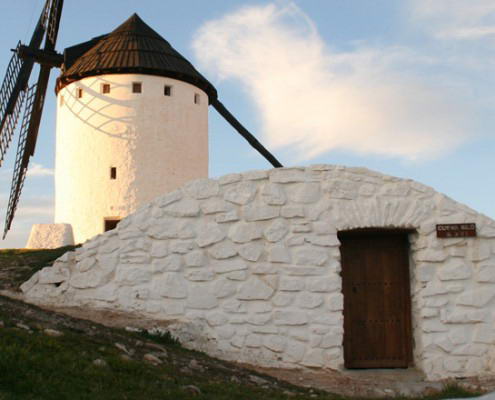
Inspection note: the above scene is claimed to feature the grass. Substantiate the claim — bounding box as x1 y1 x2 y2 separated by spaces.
0 246 79 291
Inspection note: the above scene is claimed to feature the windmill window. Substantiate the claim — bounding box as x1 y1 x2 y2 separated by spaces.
104 218 120 232
164 85 172 96
77 88 83 99
194 93 200 104
102 83 111 94
60 95 64 107
132 82 142 93
110 167 117 180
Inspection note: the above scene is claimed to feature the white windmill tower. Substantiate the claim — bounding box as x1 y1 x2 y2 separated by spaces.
0 8 282 248
53 14 218 244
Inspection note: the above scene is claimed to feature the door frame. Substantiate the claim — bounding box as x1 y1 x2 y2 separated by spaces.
338 228 415 368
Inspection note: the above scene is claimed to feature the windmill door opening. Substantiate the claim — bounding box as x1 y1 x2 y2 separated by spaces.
339 230 413 369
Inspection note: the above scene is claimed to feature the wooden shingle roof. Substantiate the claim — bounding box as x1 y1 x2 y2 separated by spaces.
56 13 217 102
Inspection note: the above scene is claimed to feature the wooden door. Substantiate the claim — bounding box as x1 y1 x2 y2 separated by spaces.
340 231 412 368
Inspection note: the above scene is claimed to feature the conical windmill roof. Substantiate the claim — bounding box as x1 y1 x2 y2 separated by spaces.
56 13 217 102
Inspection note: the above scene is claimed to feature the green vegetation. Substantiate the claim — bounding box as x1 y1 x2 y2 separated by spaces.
0 246 79 291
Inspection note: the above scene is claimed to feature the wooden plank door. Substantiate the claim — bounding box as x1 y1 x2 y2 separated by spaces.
340 231 412 368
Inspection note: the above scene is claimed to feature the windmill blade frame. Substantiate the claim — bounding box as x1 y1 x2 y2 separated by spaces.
2 0 65 238
3 85 38 238
0 0 54 167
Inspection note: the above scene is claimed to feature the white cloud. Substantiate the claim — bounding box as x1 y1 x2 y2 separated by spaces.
411 0 495 40
27 163 54 177
193 3 472 161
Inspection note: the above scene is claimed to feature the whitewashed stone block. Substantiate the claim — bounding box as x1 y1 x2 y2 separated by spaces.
416 249 448 262
187 287 218 309
38 267 69 284
306 235 339 247
215 210 240 223
185 179 219 199
213 278 236 299
154 273 187 299
456 288 495 307
185 250 205 267
289 183 321 204
200 198 227 214
264 335 286 353
281 206 305 218
152 254 182 273
261 183 286 205
272 293 293 307
247 314 271 325
268 245 291 263
229 222 263 243
196 224 225 248
473 324 494 344
307 276 340 293
274 311 309 326
209 241 237 259
294 248 328 266
226 271 248 281
477 263 495 282
243 169 268 181
150 242 169 258
328 293 344 311
279 278 304 292
438 259 472 281
207 313 229 327
148 223 179 239
244 204 279 222
301 350 325 367
264 219 290 242
284 340 306 362
163 199 200 217
223 299 247 313
219 173 241 185
115 266 152 286
270 168 306 183
186 270 215 282
237 278 275 300
469 241 491 262
224 182 257 205
298 293 324 309
213 259 247 274
238 242 264 262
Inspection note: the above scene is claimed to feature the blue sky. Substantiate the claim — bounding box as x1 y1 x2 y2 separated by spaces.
0 0 494 248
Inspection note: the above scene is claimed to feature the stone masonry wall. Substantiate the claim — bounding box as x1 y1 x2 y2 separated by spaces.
21 165 495 380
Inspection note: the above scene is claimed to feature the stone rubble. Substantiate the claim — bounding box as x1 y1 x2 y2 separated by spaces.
22 165 495 381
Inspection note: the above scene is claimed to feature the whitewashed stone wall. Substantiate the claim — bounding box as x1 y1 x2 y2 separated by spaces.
22 165 495 380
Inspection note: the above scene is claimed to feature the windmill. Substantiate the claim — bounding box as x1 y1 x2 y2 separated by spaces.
0 2 282 243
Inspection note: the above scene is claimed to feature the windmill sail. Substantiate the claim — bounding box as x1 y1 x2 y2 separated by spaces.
1 0 65 238
3 85 37 238
0 43 26 166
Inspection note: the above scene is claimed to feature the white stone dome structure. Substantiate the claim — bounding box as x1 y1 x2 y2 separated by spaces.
22 165 495 380
52 14 217 244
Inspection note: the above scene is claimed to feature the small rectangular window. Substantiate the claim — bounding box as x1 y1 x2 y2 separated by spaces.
164 85 172 96
132 82 142 93
102 83 111 94
104 219 120 232
194 93 200 104
110 167 117 180
60 95 64 107
77 88 83 99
